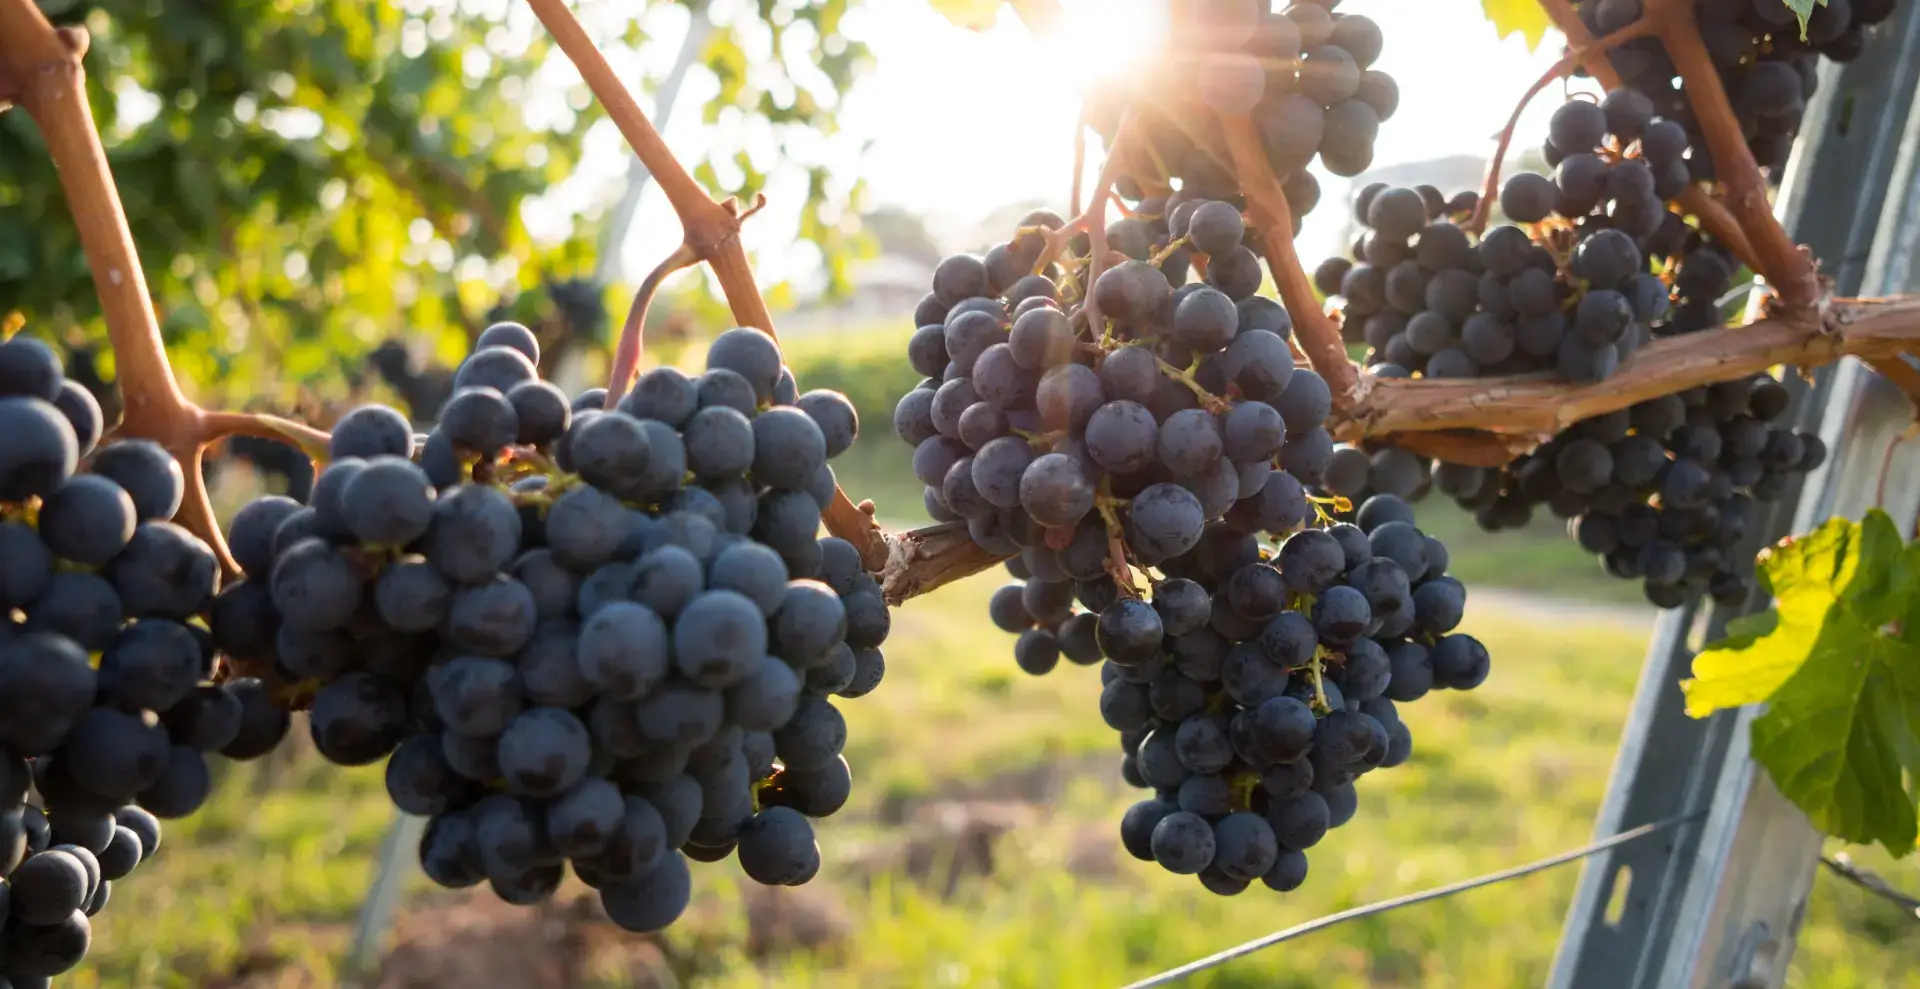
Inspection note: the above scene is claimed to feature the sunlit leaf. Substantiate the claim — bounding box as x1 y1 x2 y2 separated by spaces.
1683 511 1920 856
1481 0 1554 50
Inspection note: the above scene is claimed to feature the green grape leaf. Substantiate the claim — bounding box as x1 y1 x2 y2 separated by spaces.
1482 0 1553 50
1784 0 1828 41
1683 510 1920 856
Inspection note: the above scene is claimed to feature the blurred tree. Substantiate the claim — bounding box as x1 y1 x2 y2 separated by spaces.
860 205 942 266
0 0 871 418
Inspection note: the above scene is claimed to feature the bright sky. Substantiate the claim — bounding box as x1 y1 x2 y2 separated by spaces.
598 0 1577 295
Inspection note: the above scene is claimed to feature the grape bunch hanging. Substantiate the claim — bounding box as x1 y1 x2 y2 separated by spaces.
1577 0 1896 179
1310 83 1834 607
203 322 886 934
897 152 1490 894
0 336 292 985
1322 94 1697 384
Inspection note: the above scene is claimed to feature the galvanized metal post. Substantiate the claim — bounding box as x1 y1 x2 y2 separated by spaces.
345 812 427 983
1549 10 1920 989
592 0 713 287
548 2 711 396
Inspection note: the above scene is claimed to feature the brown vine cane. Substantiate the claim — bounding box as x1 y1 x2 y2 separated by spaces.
518 0 895 573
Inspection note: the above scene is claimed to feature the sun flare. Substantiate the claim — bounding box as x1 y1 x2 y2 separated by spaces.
1032 0 1172 92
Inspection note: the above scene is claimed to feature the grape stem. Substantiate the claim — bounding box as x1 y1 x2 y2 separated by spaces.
1307 493 1351 529
1010 426 1068 451
505 445 560 475
1215 113 1356 413
875 522 1007 606
1467 18 1659 236
1029 117 1143 281
1094 485 1140 599
194 411 335 461
1674 187 1758 271
1649 0 1820 309
1062 108 1139 332
1149 235 1190 267
1307 650 1331 716
1153 356 1232 415
1342 295 1920 439
605 243 700 409
1535 0 1810 307
520 0 890 570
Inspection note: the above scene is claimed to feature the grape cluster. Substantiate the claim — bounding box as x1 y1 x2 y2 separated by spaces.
1317 444 1433 510
1090 1 1397 219
1312 152 1823 608
1320 100 1691 383
209 322 886 935
1437 373 1825 607
903 206 1490 894
996 495 1486 894
1576 0 1897 179
903 201 1324 556
0 335 290 985
1508 91 1698 236
1655 235 1742 338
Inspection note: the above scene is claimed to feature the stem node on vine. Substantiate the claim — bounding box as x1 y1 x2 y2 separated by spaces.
606 243 700 408
522 0 890 570
1470 18 1657 235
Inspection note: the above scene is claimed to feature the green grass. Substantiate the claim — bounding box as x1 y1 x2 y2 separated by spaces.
66 574 1920 988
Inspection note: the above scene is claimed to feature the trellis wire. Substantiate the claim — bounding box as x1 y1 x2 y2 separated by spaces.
1820 855 1920 920
1119 811 1705 989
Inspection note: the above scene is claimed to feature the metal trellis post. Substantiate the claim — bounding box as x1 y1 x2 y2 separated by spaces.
1549 10 1920 989
592 0 713 288
549 0 711 395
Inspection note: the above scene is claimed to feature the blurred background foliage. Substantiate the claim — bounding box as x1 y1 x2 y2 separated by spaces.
0 0 871 424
